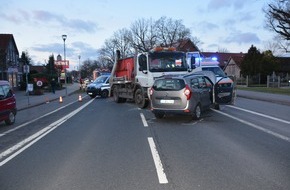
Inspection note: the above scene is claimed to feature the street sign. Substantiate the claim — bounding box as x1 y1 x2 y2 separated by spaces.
27 83 33 92
36 81 43 87
23 65 30 73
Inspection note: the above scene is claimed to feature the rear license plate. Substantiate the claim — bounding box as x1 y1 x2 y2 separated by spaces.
88 92 93 95
160 99 174 104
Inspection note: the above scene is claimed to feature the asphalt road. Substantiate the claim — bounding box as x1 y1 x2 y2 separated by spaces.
0 95 289 190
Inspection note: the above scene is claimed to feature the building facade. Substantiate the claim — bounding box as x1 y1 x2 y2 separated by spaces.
0 34 21 88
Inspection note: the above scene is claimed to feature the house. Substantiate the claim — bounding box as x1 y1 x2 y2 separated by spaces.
201 52 245 79
0 34 21 88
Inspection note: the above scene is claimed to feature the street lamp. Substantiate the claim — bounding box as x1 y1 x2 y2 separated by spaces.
78 55 81 80
62 34 67 96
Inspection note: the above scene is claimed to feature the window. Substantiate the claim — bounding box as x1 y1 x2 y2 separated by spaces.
153 79 185 91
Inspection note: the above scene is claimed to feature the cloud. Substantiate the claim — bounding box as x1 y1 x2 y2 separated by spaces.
224 31 260 44
1 9 98 33
31 41 98 62
32 10 99 33
207 0 249 10
194 21 219 33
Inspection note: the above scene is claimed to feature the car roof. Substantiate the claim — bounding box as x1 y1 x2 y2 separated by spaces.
157 73 205 80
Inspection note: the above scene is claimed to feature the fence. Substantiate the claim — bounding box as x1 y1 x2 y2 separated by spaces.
236 73 290 88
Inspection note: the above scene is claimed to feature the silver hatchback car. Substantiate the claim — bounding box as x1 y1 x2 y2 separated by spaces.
149 74 214 120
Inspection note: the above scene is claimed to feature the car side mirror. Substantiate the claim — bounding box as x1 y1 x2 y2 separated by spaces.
191 57 196 69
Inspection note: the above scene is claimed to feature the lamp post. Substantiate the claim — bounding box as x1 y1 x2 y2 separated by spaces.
62 34 67 96
78 55 81 80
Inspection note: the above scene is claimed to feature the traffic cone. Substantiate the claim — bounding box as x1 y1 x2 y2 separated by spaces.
78 95 82 102
59 96 63 103
45 97 50 103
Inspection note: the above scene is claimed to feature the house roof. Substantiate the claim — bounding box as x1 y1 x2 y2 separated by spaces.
201 52 245 68
0 34 19 55
172 39 200 52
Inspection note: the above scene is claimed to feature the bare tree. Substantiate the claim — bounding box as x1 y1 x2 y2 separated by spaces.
98 28 133 69
264 0 290 40
98 38 117 68
190 36 203 48
155 16 191 47
98 16 197 67
130 18 157 52
112 28 134 58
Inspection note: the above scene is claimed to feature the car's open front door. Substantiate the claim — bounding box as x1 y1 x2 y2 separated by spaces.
214 76 236 105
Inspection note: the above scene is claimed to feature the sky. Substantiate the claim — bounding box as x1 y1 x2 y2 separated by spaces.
0 0 274 70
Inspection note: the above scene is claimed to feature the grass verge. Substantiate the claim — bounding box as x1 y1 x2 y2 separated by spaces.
237 86 290 96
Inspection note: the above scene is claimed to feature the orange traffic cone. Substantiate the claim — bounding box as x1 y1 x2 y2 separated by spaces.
59 96 63 103
78 95 82 102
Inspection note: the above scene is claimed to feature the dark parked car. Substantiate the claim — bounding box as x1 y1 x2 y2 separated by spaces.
86 74 110 98
0 80 17 125
149 73 214 120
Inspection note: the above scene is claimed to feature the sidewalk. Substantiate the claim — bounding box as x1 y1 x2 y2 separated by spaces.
237 89 290 106
15 83 81 111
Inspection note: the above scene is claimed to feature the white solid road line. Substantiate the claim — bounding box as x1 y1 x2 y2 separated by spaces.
140 113 148 127
212 109 290 143
0 99 94 167
0 101 77 137
141 113 168 183
226 105 290 125
147 137 168 184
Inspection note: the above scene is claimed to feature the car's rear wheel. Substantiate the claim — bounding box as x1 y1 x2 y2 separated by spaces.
192 104 201 120
5 111 15 125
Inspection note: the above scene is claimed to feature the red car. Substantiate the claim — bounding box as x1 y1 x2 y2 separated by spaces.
0 80 17 125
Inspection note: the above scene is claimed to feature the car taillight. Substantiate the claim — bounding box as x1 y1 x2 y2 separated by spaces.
184 85 192 100
149 87 154 96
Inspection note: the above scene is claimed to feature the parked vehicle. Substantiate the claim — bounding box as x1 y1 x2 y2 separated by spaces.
187 52 235 107
110 47 191 108
149 73 215 119
86 74 110 98
0 80 17 125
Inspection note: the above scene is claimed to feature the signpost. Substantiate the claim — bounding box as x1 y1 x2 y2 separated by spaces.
23 64 30 105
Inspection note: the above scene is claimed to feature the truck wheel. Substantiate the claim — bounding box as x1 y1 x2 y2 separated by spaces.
113 86 121 103
5 111 16 125
135 88 148 109
192 104 201 120
113 86 126 103
101 90 109 98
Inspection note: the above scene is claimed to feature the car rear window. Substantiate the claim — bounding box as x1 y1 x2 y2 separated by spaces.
153 79 185 91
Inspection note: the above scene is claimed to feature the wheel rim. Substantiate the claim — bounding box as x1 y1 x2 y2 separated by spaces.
8 112 15 123
196 105 201 119
101 91 108 97
135 90 143 105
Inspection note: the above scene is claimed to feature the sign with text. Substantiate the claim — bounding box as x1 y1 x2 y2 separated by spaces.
55 60 69 69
